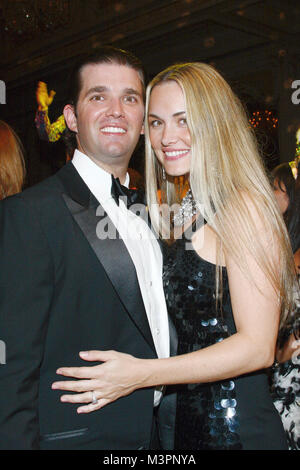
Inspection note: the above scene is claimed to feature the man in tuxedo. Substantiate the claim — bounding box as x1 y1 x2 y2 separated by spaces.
0 47 175 450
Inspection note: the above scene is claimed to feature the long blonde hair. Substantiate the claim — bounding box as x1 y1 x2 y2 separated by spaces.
0 120 26 199
145 62 296 327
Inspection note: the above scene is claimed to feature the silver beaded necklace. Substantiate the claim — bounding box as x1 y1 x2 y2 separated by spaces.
173 189 197 226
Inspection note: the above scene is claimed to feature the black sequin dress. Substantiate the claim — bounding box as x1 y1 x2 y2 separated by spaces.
270 273 300 450
162 224 288 450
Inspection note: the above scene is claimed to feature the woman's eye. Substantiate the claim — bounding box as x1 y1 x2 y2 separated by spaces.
149 120 161 128
179 118 187 125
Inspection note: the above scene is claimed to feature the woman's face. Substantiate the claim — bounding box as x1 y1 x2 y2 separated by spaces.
148 81 191 177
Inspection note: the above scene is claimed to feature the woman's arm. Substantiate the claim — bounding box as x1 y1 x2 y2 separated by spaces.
52 200 280 412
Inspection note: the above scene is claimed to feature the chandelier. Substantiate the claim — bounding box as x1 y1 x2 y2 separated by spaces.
1 0 71 41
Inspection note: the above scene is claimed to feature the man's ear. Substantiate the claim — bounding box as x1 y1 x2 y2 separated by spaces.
63 104 78 133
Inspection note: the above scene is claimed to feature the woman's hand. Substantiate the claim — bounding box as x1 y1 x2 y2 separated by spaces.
51 350 145 414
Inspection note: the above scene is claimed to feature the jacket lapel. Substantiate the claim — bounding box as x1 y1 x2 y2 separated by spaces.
56 164 156 354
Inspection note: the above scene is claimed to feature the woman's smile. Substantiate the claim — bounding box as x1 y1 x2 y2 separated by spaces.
148 80 191 177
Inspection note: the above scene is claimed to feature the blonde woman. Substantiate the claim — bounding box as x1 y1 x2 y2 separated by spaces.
53 63 296 450
0 120 26 199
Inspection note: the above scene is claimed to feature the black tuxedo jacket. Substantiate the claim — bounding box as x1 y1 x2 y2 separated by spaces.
0 162 176 450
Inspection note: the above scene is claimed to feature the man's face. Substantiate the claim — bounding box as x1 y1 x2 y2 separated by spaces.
64 62 144 169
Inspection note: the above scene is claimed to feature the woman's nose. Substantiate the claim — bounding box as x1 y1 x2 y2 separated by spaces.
161 124 178 146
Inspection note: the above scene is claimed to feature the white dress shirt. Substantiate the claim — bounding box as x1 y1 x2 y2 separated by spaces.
72 150 170 405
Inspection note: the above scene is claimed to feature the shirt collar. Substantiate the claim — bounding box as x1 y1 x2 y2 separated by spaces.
72 149 129 203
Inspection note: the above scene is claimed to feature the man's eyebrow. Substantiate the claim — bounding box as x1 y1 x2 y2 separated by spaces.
84 86 142 98
123 88 142 97
84 86 108 97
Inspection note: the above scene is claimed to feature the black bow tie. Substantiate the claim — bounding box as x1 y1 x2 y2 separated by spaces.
111 174 145 208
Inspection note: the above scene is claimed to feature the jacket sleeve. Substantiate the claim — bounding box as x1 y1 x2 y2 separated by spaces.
0 194 54 449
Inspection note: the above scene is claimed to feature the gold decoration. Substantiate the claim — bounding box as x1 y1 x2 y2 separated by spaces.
249 110 278 130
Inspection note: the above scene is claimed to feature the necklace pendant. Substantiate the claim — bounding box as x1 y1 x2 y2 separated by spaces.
173 190 197 226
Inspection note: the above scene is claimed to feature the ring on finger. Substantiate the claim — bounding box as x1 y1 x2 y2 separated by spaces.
91 391 98 405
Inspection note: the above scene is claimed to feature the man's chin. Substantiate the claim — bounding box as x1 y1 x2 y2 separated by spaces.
91 151 132 168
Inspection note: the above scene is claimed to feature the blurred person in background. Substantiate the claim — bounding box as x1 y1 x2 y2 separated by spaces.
0 120 26 199
271 163 300 450
271 162 295 218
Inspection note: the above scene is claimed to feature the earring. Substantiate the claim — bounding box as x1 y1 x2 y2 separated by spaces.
162 167 166 180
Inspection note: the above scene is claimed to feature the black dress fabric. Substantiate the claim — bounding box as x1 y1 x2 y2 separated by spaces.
270 272 300 450
162 225 288 450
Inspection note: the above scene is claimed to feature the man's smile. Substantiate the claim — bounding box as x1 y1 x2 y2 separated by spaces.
100 126 127 135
